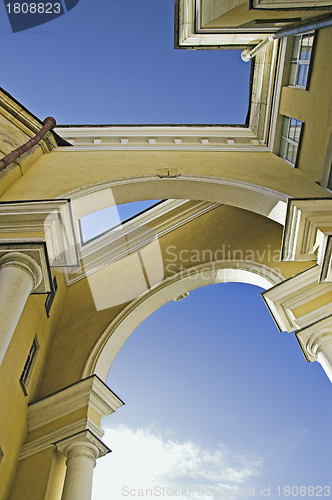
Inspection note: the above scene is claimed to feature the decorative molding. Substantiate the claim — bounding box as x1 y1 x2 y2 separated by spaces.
267 37 288 152
0 199 79 268
0 251 42 291
252 0 332 7
65 199 220 285
55 429 110 459
0 243 52 294
173 292 189 302
54 125 269 152
60 174 289 225
320 234 332 283
281 198 332 282
176 0 274 49
20 417 103 460
296 315 332 363
262 265 332 333
27 375 124 433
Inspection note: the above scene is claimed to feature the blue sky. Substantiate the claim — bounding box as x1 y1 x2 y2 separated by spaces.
93 283 331 500
0 0 251 124
1 1 330 499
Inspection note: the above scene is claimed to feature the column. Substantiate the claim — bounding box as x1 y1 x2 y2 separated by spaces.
56 430 110 500
61 441 99 500
0 252 42 365
306 332 332 383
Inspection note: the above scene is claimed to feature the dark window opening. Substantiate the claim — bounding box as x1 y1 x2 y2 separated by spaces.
20 337 39 396
45 276 58 317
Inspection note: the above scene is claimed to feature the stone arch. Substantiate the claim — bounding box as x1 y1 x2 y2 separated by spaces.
83 260 284 381
61 174 289 226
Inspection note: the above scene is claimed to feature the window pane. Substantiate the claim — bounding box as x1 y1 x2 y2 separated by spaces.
301 34 313 61
294 121 301 142
286 143 297 164
280 137 286 158
300 40 308 60
297 64 306 87
289 118 297 140
281 117 289 138
292 35 301 59
289 62 297 86
303 64 309 88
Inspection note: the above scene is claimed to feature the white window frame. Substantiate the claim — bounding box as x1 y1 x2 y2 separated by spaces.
288 31 315 90
279 116 303 167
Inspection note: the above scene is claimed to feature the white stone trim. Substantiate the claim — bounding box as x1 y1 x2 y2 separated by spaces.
55 429 110 459
267 37 288 152
66 199 220 285
296 315 332 362
27 376 123 433
177 0 273 48
19 418 103 461
320 234 332 282
0 199 78 269
262 265 332 332
281 198 332 262
0 252 42 291
0 243 52 294
60 174 289 225
54 125 268 152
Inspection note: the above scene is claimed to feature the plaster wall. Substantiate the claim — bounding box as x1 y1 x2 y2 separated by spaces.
201 1 331 28
279 27 332 181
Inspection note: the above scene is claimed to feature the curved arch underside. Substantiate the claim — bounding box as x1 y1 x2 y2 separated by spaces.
33 171 323 398
64 175 288 225
84 260 284 381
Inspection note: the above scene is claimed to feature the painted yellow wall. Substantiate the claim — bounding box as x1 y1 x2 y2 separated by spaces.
202 1 331 29
8 447 66 500
0 149 330 204
0 270 66 500
279 27 332 181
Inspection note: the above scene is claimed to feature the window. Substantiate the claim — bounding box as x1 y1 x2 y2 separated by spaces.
20 337 39 396
45 276 58 317
289 32 314 89
279 117 303 166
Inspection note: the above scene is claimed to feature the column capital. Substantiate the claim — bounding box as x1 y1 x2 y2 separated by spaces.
0 241 53 293
296 315 332 362
62 441 100 468
0 252 42 291
55 429 110 462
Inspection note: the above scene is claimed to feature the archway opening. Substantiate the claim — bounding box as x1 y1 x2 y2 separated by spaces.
92 282 331 500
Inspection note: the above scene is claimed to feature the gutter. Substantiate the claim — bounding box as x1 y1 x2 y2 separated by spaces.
0 117 56 173
241 14 332 61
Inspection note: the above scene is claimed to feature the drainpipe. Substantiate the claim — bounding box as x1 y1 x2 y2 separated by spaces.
0 116 56 173
241 14 332 61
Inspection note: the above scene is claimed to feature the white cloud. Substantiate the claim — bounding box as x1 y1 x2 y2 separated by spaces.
92 425 262 500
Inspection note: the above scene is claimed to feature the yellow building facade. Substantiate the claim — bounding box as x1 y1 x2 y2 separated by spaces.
0 2 331 499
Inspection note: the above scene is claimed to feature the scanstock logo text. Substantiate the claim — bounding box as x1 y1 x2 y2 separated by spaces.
4 0 80 33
